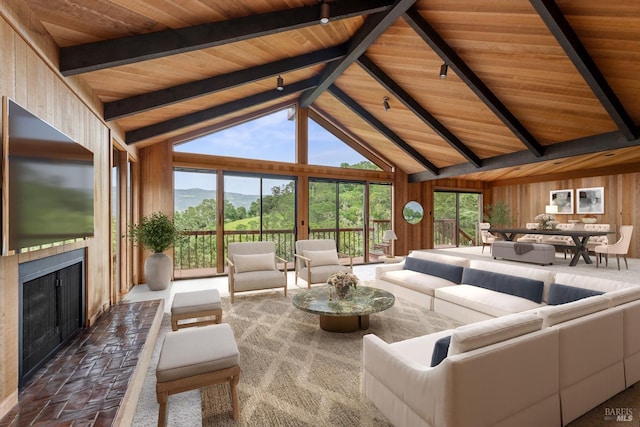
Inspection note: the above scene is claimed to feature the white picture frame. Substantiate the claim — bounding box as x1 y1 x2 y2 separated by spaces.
576 187 604 214
549 189 573 214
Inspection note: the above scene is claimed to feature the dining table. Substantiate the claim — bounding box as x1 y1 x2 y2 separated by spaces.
488 227 612 267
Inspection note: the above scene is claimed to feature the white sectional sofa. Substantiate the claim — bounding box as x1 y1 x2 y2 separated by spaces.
367 250 640 426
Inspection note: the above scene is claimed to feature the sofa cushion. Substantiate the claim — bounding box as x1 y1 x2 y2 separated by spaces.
303 249 339 266
469 260 556 302
448 313 543 356
233 253 276 273
404 257 464 284
536 295 609 328
553 272 634 294
379 270 456 296
389 328 455 366
548 283 604 305
408 250 470 267
430 336 451 367
435 285 544 318
461 267 544 303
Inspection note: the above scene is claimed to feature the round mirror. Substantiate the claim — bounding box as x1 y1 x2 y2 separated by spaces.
402 201 424 224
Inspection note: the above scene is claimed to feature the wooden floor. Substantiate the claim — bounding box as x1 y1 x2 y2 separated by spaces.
0 300 164 427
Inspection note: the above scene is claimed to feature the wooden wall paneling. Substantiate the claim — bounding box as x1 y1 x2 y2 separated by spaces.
116 149 129 299
138 141 174 284
488 173 640 258
130 157 140 286
1 97 9 256
0 255 18 419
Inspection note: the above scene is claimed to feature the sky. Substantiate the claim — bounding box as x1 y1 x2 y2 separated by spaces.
174 108 369 193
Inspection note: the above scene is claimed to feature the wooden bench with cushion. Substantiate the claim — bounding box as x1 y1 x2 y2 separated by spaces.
170 289 222 331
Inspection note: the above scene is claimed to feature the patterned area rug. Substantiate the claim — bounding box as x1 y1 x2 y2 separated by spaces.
200 290 461 426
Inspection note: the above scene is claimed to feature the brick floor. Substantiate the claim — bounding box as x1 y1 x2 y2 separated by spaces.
0 300 162 427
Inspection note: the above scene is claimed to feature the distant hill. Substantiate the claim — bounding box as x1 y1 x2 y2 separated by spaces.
174 188 259 212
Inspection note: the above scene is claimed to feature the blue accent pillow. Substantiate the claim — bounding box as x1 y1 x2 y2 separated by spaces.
461 268 544 303
430 335 451 367
548 283 604 305
403 257 464 284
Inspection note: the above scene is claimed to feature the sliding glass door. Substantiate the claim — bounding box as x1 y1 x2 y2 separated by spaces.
309 179 366 261
224 174 296 265
433 191 481 248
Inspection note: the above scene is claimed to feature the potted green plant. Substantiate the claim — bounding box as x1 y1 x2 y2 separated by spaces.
483 199 512 228
128 211 178 291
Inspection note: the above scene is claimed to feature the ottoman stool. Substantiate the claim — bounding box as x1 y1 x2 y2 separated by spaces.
171 289 222 331
155 323 240 426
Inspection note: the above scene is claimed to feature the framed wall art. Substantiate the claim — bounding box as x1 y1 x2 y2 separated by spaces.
576 187 604 214
549 189 573 214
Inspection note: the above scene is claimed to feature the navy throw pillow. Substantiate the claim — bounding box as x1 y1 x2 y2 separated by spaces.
461 268 544 303
430 335 451 367
403 257 464 284
548 283 604 305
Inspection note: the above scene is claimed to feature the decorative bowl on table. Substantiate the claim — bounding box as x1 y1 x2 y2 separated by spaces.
581 217 597 224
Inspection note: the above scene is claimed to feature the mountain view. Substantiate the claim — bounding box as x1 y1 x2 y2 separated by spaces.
174 189 258 212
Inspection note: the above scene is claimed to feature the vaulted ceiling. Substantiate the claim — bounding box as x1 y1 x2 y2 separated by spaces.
24 0 640 182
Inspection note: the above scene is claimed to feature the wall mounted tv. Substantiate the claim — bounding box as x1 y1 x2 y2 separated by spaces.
5 99 94 252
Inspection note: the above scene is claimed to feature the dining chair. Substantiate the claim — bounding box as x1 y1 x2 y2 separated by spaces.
479 222 496 253
595 225 634 270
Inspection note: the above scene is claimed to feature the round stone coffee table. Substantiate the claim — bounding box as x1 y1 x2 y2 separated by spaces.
292 285 395 333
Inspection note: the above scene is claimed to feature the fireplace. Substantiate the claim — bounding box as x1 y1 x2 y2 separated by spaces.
18 249 86 387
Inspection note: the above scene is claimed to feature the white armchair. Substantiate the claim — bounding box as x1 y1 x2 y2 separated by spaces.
226 241 287 302
294 239 353 287
595 225 634 270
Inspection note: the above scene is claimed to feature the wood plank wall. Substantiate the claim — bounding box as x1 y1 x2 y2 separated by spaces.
0 1 121 416
488 174 640 258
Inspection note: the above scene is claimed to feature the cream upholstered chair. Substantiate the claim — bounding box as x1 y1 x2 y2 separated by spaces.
517 222 543 243
226 241 287 302
595 225 633 270
294 239 353 287
479 222 496 253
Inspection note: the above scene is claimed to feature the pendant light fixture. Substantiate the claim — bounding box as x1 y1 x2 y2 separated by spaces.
276 75 284 91
383 96 390 112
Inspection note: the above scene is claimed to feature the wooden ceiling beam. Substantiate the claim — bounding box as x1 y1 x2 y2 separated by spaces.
126 77 318 145
529 0 638 141
409 128 640 182
403 7 545 158
105 45 347 120
59 0 393 76
328 84 439 175
357 54 481 167
299 0 417 108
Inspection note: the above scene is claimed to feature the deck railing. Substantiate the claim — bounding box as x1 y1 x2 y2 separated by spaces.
174 220 391 274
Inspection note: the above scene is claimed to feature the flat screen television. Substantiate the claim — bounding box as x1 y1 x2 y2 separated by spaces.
7 99 94 251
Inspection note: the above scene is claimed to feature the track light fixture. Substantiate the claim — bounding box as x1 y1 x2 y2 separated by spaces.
320 0 330 25
439 62 448 79
383 96 390 112
276 75 284 91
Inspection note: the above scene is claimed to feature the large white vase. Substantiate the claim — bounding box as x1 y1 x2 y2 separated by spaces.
144 253 172 291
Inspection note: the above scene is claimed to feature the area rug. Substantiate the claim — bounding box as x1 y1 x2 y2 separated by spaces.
199 290 461 426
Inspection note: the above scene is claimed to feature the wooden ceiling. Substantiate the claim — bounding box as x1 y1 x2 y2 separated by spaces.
23 0 640 182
